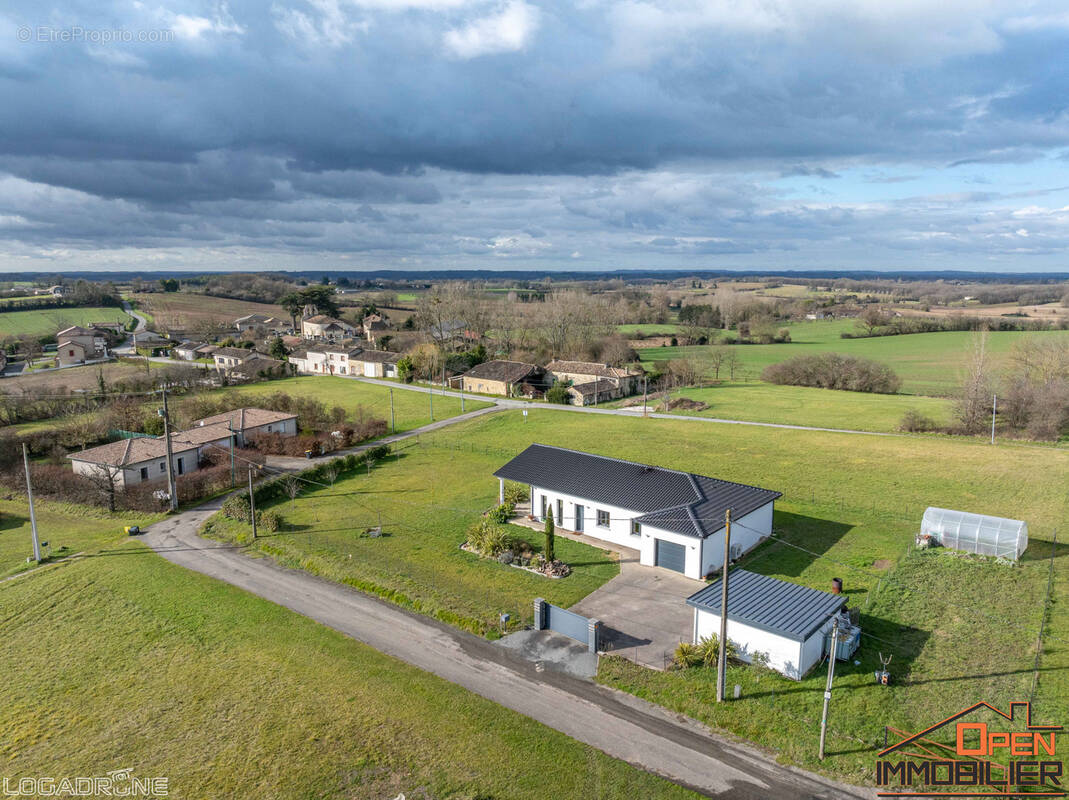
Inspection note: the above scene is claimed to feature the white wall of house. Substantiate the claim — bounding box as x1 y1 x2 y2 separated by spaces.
240 418 297 445
698 502 775 577
694 608 806 679
71 450 199 489
529 484 705 578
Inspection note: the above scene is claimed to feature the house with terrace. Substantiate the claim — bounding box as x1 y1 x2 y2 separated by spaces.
494 444 781 580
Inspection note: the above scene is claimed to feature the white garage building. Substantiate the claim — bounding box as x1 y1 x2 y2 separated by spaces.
687 569 857 679
493 444 781 580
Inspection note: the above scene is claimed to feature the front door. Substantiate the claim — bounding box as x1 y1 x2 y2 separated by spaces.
575 504 584 532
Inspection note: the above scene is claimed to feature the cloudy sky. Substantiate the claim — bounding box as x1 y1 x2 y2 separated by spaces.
1 0 1068 272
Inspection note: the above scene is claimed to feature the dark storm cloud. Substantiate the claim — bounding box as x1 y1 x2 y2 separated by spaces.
0 0 1068 269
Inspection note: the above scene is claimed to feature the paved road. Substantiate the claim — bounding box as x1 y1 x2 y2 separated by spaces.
142 502 872 800
343 374 896 437
115 300 149 354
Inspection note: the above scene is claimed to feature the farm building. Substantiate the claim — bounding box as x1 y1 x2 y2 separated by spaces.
687 570 861 680
459 360 544 397
918 507 1028 560
494 444 780 580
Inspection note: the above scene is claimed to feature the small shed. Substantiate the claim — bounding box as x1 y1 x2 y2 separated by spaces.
687 570 855 680
919 507 1028 561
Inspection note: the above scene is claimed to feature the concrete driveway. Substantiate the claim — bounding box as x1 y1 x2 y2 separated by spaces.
568 540 701 670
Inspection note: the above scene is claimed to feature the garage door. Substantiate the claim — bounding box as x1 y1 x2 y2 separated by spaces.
655 539 686 573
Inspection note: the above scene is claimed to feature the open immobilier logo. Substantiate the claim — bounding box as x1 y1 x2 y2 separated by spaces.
876 701 1063 797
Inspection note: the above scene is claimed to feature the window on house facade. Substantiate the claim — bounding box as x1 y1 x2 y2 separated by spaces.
596 509 610 528
160 462 166 472
140 467 148 480
556 498 563 523
540 494 547 519
267 425 272 432
631 521 642 537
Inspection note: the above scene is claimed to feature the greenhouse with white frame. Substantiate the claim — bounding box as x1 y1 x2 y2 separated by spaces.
919 507 1028 561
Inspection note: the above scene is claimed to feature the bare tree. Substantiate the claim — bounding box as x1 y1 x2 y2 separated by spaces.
707 347 727 380
725 349 742 381
323 464 339 487
285 476 301 510
84 464 123 512
955 330 992 434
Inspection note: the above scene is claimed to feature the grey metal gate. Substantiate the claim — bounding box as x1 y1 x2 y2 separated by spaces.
533 598 601 652
655 539 686 573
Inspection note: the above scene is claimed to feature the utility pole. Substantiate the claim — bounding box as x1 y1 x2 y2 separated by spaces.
248 466 257 539
594 378 598 407
22 443 41 563
990 394 997 445
819 616 841 760
716 508 732 702
228 419 235 487
161 387 177 511
460 381 465 413
389 388 395 433
429 386 434 422
643 377 648 417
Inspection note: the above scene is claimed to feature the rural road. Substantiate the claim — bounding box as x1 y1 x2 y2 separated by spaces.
115 300 149 354
143 503 874 800
342 373 897 437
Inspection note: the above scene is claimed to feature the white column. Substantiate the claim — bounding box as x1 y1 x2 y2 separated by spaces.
498 477 504 504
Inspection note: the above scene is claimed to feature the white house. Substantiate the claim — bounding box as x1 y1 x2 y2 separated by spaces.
170 422 236 462
687 570 860 680
289 344 363 375
301 314 356 340
190 407 298 447
68 436 200 489
493 444 781 580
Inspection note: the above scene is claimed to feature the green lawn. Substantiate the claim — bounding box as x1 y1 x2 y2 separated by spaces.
625 380 953 433
418 408 1068 783
203 443 619 635
0 306 132 338
216 376 493 433
0 497 159 578
617 323 684 335
0 546 697 800
637 319 1069 396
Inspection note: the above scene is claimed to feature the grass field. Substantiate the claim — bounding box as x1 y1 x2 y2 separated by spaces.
1 359 168 396
0 307 131 339
0 547 697 799
617 323 684 335
621 381 954 433
412 409 1068 782
207 375 493 433
204 441 619 634
637 319 1069 396
127 292 290 330
0 496 158 578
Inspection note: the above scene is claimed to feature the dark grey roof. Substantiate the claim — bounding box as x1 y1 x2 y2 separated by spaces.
493 444 781 539
463 360 540 383
687 570 845 642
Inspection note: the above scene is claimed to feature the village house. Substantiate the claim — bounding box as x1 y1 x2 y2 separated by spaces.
301 314 356 340
352 349 401 378
235 313 287 334
363 315 390 345
459 360 544 397
190 407 298 447
169 422 236 463
68 436 200 489
130 330 175 355
545 360 643 406
174 341 212 361
212 347 267 371
494 444 780 580
56 325 109 366
288 344 363 375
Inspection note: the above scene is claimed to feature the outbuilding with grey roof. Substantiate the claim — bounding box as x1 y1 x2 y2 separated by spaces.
687 570 858 679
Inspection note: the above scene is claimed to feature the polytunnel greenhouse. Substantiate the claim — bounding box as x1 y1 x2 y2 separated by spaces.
919 507 1028 560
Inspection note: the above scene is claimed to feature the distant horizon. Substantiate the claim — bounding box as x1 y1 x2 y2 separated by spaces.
8 267 1069 282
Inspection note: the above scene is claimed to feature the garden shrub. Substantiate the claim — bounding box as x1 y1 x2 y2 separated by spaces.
258 509 281 532
487 502 514 523
899 408 939 432
466 518 515 557
503 482 529 505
